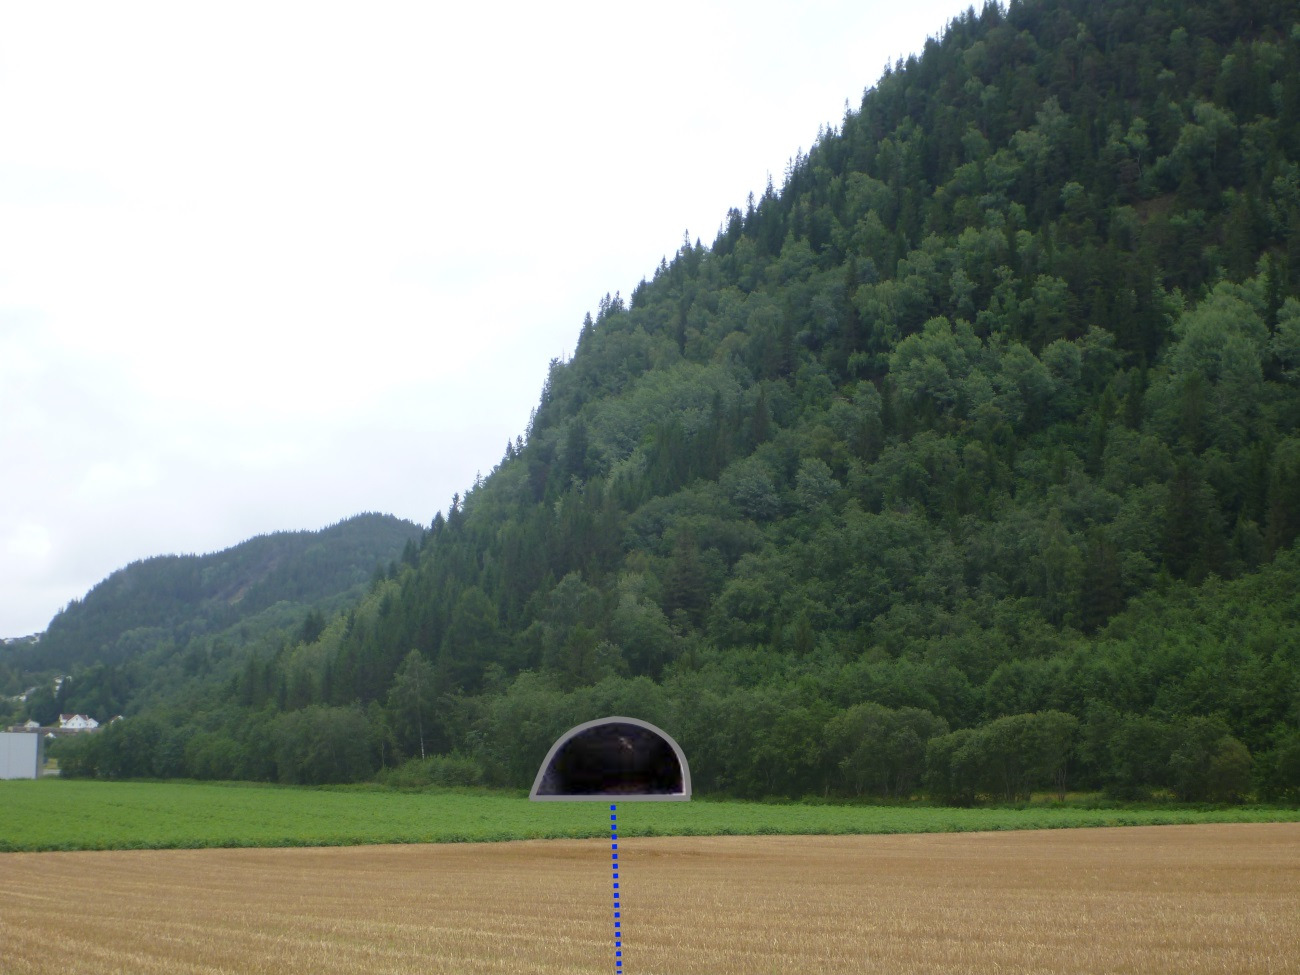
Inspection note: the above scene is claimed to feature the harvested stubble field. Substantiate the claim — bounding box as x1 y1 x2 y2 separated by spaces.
1 823 1297 975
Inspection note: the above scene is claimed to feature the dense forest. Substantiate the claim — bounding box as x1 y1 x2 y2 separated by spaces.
32 0 1300 802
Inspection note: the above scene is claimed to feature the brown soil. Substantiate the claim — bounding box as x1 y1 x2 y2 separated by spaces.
2 824 1297 974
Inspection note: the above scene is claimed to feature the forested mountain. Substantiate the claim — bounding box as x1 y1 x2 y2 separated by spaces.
59 0 1300 801
4 514 422 724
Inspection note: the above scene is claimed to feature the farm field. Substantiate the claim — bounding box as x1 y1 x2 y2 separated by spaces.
3 778 1300 851
1 823 1297 974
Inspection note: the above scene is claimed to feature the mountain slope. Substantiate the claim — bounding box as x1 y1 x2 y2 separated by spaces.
66 0 1300 800
8 514 422 720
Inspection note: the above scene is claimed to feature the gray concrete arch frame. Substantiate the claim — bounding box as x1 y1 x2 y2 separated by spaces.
529 716 691 801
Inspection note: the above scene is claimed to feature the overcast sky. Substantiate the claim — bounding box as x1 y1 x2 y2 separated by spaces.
0 0 975 638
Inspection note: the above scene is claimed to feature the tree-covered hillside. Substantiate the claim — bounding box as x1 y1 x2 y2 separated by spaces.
3 513 422 725
61 0 1300 801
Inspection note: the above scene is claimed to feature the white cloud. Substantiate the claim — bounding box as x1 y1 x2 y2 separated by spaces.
5 523 52 563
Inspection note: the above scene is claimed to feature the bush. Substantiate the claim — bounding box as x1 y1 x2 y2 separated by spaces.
271 705 377 785
51 734 103 778
1256 734 1300 803
377 753 485 789
1168 718 1253 803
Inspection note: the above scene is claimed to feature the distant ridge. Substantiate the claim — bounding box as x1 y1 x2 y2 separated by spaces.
24 513 423 672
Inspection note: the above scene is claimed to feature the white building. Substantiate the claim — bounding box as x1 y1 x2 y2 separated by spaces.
58 714 99 732
0 732 43 779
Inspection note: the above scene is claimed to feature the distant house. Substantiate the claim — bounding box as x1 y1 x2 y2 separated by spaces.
58 714 99 732
22 719 41 731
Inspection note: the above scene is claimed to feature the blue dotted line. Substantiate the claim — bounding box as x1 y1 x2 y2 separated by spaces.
611 803 621 972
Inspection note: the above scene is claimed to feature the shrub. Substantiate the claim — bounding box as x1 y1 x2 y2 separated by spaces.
377 753 485 789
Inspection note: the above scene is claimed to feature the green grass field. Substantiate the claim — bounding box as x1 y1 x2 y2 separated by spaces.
3 779 1299 852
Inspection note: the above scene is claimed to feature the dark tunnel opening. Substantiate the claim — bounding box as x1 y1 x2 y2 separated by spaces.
531 718 690 800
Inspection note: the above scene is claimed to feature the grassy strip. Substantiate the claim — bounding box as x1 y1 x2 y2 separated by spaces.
3 779 1298 853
